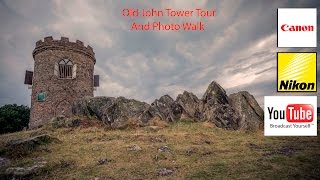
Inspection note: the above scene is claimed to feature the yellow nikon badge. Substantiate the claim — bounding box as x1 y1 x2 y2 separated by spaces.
277 52 317 92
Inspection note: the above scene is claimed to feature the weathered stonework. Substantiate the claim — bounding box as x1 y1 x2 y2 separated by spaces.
29 36 96 128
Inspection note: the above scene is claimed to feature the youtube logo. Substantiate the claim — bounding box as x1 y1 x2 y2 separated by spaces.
264 96 317 136
286 104 314 123
267 104 314 123
277 8 317 47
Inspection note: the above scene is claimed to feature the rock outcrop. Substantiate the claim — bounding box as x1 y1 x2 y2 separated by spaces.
176 91 202 120
201 81 240 130
72 96 116 121
150 95 183 122
73 96 152 129
202 81 229 105
229 91 264 130
72 81 263 130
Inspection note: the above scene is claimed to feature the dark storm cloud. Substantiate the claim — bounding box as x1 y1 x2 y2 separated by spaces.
0 0 319 107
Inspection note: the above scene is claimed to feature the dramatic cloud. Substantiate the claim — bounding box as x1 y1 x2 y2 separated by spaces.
0 0 319 107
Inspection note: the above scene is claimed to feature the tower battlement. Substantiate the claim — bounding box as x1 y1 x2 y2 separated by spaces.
33 36 95 63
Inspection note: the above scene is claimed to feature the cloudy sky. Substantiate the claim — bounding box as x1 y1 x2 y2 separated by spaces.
0 0 319 108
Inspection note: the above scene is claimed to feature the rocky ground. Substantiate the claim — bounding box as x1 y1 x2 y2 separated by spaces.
0 118 319 179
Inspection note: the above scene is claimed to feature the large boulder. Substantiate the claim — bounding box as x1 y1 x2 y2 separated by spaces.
72 96 116 120
6 135 58 151
201 81 240 130
5 158 47 178
150 95 183 122
202 81 229 105
176 91 202 120
50 116 82 128
4 134 59 157
201 103 240 130
0 157 10 169
106 96 151 127
50 115 67 128
73 96 152 128
229 91 264 130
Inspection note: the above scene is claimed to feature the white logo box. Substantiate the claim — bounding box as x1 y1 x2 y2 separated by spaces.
264 96 317 136
277 8 317 47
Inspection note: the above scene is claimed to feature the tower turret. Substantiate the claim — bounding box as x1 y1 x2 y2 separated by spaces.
26 36 98 128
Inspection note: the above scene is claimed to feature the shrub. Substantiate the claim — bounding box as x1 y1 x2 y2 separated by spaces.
0 104 30 134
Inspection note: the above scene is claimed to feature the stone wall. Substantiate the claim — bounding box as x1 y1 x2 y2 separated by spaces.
29 36 95 128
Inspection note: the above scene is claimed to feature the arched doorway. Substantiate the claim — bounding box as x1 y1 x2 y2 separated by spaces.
55 99 72 117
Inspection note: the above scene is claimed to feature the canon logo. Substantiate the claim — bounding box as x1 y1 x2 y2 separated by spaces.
267 104 314 123
281 24 314 31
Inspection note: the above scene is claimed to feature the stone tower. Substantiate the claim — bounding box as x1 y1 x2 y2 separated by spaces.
28 36 97 128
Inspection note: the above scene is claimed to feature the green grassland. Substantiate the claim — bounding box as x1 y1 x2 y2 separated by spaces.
0 118 319 179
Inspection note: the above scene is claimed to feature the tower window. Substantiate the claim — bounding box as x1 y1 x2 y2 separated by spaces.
54 59 77 79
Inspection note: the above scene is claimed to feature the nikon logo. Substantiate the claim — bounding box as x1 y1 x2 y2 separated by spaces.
277 52 317 92
279 80 315 90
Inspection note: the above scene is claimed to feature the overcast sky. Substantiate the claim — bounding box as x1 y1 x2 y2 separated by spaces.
0 0 319 108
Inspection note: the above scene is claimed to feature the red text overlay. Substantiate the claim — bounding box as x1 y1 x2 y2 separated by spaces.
122 8 216 31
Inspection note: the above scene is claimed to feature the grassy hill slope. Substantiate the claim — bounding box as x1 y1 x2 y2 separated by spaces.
0 119 319 179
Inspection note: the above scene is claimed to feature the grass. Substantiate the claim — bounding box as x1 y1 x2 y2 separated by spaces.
0 118 319 179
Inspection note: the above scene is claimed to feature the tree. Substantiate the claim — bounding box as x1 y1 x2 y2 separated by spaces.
0 104 30 134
